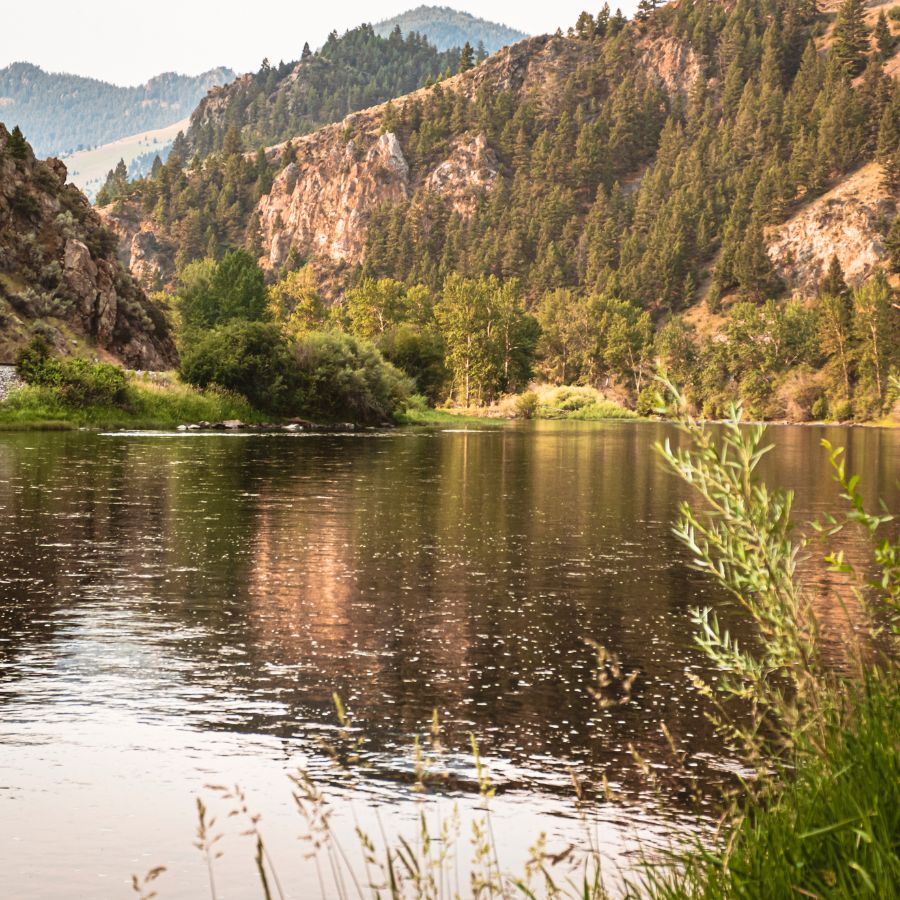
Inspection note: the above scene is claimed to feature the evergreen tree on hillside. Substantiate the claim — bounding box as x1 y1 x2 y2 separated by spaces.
885 216 900 273
832 0 870 77
575 12 596 38
458 42 475 74
874 11 894 62
733 219 782 303
6 125 29 160
596 4 611 37
636 0 661 23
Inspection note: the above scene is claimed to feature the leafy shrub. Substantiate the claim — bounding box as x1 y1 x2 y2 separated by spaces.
830 399 853 421
515 391 538 419
16 337 128 407
567 400 637 420
535 385 635 420
294 332 413 424
178 321 295 413
377 325 448 404
636 385 661 417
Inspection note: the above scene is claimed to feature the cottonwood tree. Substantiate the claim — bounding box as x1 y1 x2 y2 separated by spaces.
853 271 898 404
346 278 409 340
435 275 537 405
177 250 268 329
268 266 327 335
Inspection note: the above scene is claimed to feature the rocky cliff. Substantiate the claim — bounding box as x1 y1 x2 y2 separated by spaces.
0 125 175 367
768 162 896 295
101 7 898 306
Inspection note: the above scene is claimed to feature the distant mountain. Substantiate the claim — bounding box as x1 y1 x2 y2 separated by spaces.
0 63 235 158
374 5 527 53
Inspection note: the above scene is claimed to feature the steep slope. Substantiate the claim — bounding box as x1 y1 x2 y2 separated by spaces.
183 26 459 158
103 1 899 310
373 5 527 53
0 125 175 368
104 26 700 290
768 162 895 295
0 63 234 158
62 117 189 201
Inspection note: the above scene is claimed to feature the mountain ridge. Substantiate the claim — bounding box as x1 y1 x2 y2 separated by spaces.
373 5 528 53
0 62 234 158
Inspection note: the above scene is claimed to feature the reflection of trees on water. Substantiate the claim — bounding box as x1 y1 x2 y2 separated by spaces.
0 424 896 801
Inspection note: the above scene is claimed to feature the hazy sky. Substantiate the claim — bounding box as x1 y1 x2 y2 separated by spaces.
2 1 638 85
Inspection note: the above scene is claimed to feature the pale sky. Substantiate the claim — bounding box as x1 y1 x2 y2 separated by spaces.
2 1 638 85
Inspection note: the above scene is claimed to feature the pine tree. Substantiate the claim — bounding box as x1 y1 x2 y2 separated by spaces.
819 254 850 299
596 4 611 37
636 0 660 23
458 42 475 74
575 12 596 38
6 125 29 160
832 0 870 77
733 219 781 303
875 11 894 62
886 216 900 273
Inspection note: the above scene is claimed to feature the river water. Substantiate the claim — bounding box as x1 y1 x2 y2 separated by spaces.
0 422 897 898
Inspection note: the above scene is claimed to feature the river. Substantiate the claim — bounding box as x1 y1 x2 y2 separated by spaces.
1 421 897 898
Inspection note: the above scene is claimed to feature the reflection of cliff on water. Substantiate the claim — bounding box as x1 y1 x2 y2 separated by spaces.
0 423 896 803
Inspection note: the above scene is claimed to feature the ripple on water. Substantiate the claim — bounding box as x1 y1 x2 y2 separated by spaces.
0 422 897 898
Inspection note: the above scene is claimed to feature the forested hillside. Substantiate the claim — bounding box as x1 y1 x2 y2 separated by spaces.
183 26 461 157
0 63 234 158
373 5 527 52
100 0 900 422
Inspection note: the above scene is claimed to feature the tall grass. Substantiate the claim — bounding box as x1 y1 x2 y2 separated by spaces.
0 378 263 430
641 680 899 899
638 379 899 898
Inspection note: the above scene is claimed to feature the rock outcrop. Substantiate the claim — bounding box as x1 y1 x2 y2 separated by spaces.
426 134 500 214
0 125 175 368
259 131 412 270
102 29 705 294
767 163 896 296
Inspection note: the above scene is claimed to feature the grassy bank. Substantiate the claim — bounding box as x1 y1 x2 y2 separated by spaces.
426 384 640 422
644 680 899 898
0 378 264 431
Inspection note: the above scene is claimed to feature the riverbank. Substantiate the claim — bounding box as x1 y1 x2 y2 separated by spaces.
2 373 896 433
0 378 266 431
0 378 505 433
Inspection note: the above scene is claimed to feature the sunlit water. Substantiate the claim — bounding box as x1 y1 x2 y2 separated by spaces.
0 422 897 898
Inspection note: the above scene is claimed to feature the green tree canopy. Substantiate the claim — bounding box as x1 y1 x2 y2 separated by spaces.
177 250 269 330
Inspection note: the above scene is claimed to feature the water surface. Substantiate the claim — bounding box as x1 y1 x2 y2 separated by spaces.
1 422 897 897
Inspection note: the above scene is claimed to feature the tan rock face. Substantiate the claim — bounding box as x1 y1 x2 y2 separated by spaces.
427 134 499 215
98 203 172 289
259 131 411 269
767 163 895 296
257 127 504 272
639 35 702 95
